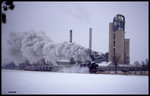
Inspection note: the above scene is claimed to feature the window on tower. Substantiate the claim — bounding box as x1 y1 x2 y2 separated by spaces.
113 33 116 39
113 48 115 56
113 40 115 47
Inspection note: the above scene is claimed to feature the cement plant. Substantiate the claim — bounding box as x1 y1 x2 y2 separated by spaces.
2 14 148 75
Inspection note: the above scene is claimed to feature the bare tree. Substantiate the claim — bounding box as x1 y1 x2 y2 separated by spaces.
141 58 149 71
133 61 141 67
145 58 149 68
112 54 121 74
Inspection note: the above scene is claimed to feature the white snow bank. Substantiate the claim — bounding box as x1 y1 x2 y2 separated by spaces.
97 61 111 66
56 60 70 62
2 69 148 94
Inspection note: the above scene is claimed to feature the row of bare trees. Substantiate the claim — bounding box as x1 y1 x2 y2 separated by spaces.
112 53 149 73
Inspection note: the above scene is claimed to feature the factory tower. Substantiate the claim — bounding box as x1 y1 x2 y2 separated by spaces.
109 14 130 64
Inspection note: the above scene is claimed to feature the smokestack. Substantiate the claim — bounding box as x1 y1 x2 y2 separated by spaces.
89 28 92 49
70 30 72 43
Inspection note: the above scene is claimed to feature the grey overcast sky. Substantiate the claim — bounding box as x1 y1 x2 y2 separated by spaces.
2 1 148 64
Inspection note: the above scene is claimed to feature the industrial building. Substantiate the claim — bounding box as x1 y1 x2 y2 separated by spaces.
108 14 130 65
23 14 132 72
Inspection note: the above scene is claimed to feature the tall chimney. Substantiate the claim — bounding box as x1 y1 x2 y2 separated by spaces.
70 30 72 43
89 28 92 49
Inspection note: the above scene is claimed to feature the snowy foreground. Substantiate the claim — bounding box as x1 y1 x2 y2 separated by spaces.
2 69 148 94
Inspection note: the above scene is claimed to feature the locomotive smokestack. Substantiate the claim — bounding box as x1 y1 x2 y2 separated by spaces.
89 28 92 49
70 30 72 43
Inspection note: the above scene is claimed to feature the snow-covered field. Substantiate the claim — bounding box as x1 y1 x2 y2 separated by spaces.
2 69 148 94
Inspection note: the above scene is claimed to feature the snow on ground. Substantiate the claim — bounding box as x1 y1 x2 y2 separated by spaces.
2 69 149 94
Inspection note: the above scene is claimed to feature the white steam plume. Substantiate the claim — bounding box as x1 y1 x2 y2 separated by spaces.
7 31 91 66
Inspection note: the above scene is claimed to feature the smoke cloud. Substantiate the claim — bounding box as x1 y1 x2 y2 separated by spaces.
7 31 91 66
